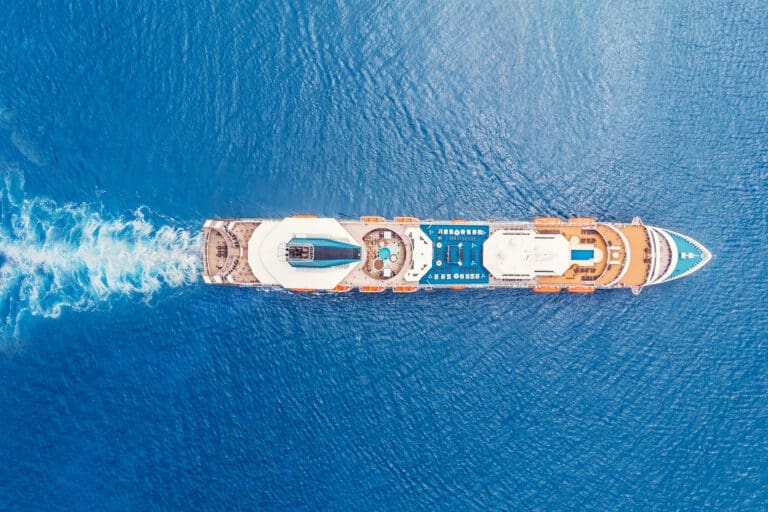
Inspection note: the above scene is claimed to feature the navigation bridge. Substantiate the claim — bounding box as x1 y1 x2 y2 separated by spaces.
202 216 711 294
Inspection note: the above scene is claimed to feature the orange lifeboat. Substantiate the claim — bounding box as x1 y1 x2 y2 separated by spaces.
394 216 419 224
568 286 596 294
289 288 316 293
533 217 562 225
532 285 561 293
451 219 468 224
361 216 386 223
360 286 385 293
567 217 597 225
291 214 318 218
393 285 419 293
331 285 352 292
450 285 469 290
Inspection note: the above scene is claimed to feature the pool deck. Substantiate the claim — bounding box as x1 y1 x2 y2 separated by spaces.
534 223 608 288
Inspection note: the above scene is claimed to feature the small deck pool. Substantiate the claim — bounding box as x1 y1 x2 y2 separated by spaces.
571 249 595 261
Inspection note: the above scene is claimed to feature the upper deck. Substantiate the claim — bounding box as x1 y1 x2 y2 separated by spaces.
201 216 711 294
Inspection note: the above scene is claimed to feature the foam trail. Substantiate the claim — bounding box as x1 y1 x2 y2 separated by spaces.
0 172 202 338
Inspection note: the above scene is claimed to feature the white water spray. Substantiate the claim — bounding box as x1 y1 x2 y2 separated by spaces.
0 172 202 338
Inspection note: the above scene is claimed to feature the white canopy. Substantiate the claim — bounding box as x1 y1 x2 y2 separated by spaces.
482 230 570 279
247 218 360 289
404 227 433 282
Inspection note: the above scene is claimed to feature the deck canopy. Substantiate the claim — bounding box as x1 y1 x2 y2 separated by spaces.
247 218 360 289
482 230 571 279
404 228 433 282
286 237 361 268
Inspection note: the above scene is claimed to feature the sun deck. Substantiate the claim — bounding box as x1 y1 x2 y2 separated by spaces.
593 224 628 286
532 223 608 288
616 225 651 289
202 220 260 285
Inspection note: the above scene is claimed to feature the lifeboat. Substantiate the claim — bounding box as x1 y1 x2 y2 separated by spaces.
394 216 419 224
533 217 562 225
393 285 419 293
360 286 385 293
532 285 561 293
331 285 353 292
567 217 597 225
290 214 318 218
567 286 595 293
361 216 386 223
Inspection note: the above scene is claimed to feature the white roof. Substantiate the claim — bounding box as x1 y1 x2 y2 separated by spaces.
404 227 433 282
482 230 570 279
247 218 360 289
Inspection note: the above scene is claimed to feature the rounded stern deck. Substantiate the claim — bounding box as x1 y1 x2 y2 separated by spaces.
202 220 261 285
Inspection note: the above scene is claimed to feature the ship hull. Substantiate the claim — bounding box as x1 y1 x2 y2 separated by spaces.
202 216 711 294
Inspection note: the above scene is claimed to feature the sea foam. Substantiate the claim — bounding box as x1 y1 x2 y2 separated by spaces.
0 171 201 338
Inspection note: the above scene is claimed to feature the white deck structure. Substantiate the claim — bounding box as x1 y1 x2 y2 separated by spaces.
482 230 571 279
247 218 361 289
404 227 433 282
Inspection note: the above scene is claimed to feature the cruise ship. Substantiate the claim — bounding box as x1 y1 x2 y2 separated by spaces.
201 216 711 294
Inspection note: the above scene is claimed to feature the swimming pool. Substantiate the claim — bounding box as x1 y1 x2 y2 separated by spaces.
571 249 595 261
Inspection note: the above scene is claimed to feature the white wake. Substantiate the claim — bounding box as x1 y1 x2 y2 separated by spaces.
0 172 202 338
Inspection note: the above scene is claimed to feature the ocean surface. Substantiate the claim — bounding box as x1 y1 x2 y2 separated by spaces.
1 1 766 509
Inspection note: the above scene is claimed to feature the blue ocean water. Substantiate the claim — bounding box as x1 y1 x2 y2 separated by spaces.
1 0 767 509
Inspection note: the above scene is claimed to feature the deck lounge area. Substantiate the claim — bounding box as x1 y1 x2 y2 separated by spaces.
203 220 260 285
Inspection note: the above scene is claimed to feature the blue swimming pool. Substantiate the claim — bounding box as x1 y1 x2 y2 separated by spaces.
571 249 595 261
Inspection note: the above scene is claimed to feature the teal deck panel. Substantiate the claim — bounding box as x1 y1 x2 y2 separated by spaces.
419 225 490 285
